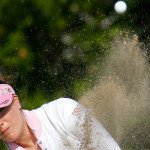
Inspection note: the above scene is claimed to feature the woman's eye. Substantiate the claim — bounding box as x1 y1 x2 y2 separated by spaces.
0 107 8 113
0 108 5 113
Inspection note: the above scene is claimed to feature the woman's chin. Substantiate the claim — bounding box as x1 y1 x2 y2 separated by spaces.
4 133 17 142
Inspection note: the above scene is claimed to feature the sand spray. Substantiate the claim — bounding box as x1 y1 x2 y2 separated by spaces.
79 33 150 148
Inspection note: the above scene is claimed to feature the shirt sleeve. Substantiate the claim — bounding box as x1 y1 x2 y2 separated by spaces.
55 98 121 150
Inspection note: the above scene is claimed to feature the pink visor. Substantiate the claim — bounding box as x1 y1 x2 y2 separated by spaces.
0 84 15 108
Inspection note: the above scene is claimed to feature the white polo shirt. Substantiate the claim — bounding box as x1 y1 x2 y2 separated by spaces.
6 98 121 150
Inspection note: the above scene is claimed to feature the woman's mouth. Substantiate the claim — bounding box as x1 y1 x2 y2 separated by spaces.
1 127 10 135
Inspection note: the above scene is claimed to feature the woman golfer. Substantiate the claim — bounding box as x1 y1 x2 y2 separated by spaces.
0 79 121 150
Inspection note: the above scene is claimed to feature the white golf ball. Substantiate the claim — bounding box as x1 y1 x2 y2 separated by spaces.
114 1 127 14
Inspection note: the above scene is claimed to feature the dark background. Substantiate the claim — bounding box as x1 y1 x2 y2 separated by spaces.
0 0 150 149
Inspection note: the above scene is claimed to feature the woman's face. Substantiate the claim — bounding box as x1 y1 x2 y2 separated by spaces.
0 95 25 142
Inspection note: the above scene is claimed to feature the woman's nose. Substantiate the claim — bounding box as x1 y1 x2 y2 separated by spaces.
0 119 4 126
0 121 4 133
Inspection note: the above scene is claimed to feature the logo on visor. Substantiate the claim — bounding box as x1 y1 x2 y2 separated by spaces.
1 88 12 95
0 99 9 105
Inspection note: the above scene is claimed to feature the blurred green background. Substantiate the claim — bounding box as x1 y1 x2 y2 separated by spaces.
0 0 150 149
